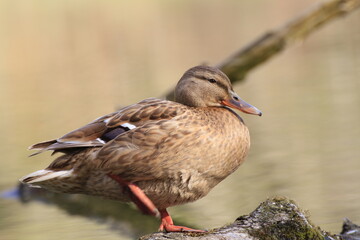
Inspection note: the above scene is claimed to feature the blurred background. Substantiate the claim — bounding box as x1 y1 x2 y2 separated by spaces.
0 0 359 239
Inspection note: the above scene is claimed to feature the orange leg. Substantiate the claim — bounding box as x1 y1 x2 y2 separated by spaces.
108 174 159 218
159 209 206 232
108 174 205 232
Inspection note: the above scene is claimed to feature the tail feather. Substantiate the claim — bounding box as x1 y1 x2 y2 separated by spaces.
29 140 57 150
28 139 103 157
28 140 57 157
20 169 74 184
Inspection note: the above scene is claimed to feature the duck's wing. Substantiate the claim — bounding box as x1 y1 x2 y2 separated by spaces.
29 98 180 156
93 105 191 181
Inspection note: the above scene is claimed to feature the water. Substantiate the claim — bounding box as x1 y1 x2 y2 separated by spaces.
1 1 359 239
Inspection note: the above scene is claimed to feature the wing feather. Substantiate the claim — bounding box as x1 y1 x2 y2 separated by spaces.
29 98 182 155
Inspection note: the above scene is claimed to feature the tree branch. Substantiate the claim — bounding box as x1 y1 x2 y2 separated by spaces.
165 0 360 100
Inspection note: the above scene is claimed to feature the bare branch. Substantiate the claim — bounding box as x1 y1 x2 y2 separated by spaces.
165 0 360 100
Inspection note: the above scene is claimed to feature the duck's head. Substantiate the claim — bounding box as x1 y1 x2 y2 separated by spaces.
175 65 262 116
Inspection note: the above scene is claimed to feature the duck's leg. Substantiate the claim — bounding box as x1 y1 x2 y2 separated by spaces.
158 209 206 232
108 174 159 217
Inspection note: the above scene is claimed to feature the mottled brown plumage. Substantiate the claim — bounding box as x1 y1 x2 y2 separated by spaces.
20 65 261 232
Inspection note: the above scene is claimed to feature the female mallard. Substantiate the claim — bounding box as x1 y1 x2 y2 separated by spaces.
20 65 261 232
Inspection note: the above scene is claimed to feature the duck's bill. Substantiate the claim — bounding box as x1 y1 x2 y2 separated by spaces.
221 98 262 116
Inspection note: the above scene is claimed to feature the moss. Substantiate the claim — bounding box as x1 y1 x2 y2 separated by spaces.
245 197 325 240
249 220 324 240
140 197 340 240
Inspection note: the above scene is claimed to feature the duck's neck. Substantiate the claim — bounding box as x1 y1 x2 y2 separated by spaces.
192 106 245 127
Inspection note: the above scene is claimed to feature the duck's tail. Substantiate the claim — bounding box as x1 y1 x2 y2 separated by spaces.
20 169 74 186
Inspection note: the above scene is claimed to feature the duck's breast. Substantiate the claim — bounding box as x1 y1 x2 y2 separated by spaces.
136 107 250 208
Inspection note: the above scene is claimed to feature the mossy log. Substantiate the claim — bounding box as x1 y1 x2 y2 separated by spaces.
140 197 333 240
10 184 359 239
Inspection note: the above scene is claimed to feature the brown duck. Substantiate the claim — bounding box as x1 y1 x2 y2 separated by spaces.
20 65 262 232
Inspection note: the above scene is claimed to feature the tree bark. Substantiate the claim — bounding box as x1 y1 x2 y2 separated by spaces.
139 197 331 240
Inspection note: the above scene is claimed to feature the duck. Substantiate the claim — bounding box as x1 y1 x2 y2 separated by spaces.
20 65 262 232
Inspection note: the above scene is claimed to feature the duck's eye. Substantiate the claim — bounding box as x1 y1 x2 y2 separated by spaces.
208 78 217 83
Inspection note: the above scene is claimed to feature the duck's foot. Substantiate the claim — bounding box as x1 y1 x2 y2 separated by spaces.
108 174 159 218
159 209 206 233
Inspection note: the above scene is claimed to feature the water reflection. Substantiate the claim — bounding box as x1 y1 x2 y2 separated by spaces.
1 0 360 239
17 184 158 238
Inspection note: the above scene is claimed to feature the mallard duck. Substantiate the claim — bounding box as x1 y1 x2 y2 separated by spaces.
20 65 261 232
